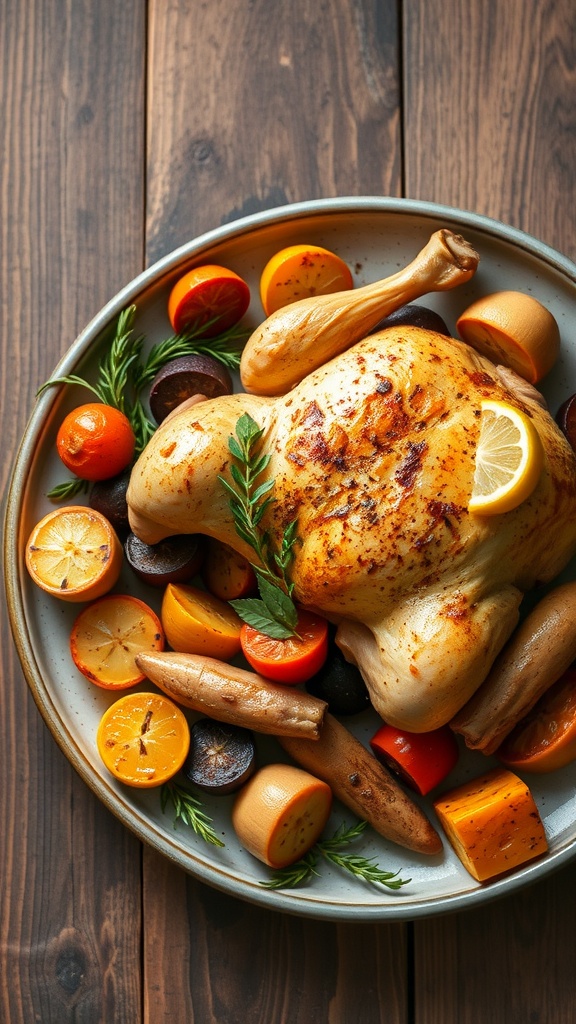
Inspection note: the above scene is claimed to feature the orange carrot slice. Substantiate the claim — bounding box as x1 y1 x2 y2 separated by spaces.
239 609 329 685
231 763 332 868
433 766 548 881
70 594 165 689
97 691 190 788
161 582 242 660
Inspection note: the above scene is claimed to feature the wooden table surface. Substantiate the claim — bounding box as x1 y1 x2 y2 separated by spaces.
2 1 576 1021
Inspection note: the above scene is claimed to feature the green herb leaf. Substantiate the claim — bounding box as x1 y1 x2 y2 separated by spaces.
260 850 320 889
47 476 90 501
38 304 250 498
160 780 224 848
229 598 296 639
219 413 301 639
235 411 263 448
132 323 248 391
261 819 410 891
256 574 299 632
37 374 102 400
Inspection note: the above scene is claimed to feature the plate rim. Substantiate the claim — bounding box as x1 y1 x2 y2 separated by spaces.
6 195 576 921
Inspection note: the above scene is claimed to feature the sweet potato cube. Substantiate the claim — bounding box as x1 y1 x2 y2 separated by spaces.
433 766 548 882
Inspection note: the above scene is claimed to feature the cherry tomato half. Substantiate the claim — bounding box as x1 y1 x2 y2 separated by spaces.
56 403 135 481
240 610 329 685
370 724 459 795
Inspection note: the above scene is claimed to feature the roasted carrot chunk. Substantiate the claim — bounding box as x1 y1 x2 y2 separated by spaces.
433 767 548 882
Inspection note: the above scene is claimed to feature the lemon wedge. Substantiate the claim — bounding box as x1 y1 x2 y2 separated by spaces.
468 399 544 515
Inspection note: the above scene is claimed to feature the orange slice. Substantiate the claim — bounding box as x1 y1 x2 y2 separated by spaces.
97 691 190 788
70 594 165 689
260 244 353 316
168 264 250 337
468 399 544 515
456 290 560 383
161 582 242 660
497 668 576 773
25 505 123 602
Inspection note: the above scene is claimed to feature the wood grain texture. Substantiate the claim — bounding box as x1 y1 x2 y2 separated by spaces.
143 851 408 1024
1 0 146 1021
4 0 576 1020
404 2 576 1020
143 3 408 1021
146 0 402 263
403 0 576 260
414 870 576 1023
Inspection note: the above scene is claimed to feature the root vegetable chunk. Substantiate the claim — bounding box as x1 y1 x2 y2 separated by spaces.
279 713 442 855
433 767 548 882
135 651 327 739
232 763 332 868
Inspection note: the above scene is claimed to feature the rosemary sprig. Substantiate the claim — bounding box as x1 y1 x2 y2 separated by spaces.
133 322 248 392
160 780 225 848
260 820 410 891
94 305 145 413
46 476 90 501
37 305 144 410
39 305 250 496
219 412 300 639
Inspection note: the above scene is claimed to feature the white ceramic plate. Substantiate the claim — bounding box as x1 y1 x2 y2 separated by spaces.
6 197 576 921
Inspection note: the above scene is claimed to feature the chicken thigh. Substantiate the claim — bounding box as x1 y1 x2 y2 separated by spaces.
127 322 576 731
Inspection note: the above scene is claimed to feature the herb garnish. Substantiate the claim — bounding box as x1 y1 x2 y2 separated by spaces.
40 304 249 497
219 412 301 639
260 820 410 890
160 780 225 848
46 477 91 501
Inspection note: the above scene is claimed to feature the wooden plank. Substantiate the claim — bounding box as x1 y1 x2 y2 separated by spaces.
143 2 408 1021
1 0 146 1020
144 852 408 1024
403 1 576 1020
414 872 576 1023
146 0 402 259
403 0 576 259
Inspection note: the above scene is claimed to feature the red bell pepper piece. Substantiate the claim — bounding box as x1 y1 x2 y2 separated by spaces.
370 724 459 795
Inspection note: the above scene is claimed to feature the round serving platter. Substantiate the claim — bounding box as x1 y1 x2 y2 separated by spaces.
5 196 576 921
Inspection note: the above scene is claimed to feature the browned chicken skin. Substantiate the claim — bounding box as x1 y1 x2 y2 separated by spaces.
127 324 576 731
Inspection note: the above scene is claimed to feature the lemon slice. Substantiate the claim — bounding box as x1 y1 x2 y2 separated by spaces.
468 399 544 515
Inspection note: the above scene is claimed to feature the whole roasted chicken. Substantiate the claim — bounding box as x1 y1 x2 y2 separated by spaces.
127 231 576 731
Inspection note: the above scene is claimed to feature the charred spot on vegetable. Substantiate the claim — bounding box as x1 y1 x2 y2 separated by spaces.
306 640 370 716
125 532 203 587
371 303 451 338
184 718 256 794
